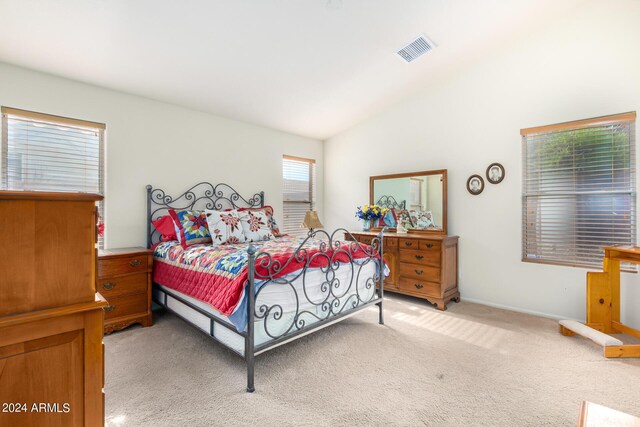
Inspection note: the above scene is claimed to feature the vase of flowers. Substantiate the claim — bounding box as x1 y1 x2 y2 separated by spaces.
355 204 388 231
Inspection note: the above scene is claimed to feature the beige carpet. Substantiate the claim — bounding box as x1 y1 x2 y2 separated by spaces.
104 294 640 426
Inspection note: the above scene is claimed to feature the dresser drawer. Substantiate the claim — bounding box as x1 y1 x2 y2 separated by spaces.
398 277 441 296
357 235 373 245
399 238 419 249
399 263 440 282
399 249 441 267
98 254 148 278
103 293 148 320
97 273 147 298
384 237 398 248
419 240 440 252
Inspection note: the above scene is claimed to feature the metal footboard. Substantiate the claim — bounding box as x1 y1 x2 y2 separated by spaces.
244 228 385 391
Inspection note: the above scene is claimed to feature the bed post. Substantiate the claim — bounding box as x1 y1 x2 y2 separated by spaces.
245 245 256 392
146 185 152 249
377 228 385 325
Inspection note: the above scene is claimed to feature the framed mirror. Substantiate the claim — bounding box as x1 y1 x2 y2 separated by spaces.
370 169 447 235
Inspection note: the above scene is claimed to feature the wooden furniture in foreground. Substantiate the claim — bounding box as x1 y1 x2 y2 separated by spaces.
348 231 459 310
578 401 640 427
98 247 153 334
559 246 640 358
0 191 106 427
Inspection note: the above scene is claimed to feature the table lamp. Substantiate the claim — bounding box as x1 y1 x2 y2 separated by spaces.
301 210 323 234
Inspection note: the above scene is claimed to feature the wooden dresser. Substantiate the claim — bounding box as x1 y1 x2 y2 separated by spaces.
98 247 153 334
0 191 106 427
349 231 459 310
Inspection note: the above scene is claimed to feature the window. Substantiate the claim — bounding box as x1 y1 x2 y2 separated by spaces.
282 155 316 236
1 107 106 247
521 112 636 269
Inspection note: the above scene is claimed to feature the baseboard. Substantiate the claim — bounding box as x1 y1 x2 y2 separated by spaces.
461 297 582 323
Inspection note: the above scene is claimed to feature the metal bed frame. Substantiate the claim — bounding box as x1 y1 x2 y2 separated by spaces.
146 182 385 392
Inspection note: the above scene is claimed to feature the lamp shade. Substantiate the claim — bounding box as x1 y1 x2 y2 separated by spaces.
301 210 324 230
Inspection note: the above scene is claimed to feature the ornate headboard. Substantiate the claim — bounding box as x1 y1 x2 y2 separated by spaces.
146 182 264 248
375 195 406 210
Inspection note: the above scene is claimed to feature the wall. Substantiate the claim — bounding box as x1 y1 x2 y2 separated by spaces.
324 0 640 326
0 62 323 249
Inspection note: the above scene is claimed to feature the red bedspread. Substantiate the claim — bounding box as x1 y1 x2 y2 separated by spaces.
153 236 376 316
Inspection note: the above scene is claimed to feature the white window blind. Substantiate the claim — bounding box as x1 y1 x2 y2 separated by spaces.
521 112 636 269
1 107 106 248
282 155 316 236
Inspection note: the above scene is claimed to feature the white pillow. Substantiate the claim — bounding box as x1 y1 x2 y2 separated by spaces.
238 210 275 242
205 210 246 245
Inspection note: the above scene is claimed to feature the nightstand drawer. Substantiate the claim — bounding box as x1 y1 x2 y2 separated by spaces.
103 293 148 320
399 249 441 267
97 273 147 298
98 254 148 278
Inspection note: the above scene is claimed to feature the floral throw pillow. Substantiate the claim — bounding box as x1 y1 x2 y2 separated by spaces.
205 210 246 245
396 209 414 229
239 210 275 242
409 210 435 228
233 206 284 237
168 209 212 248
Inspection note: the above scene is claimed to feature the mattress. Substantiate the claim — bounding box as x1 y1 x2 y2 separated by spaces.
152 237 383 330
153 261 378 355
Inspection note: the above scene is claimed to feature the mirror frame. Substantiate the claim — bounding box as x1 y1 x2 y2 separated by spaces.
369 169 448 235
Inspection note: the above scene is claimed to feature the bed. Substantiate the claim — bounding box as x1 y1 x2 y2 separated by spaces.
146 182 386 392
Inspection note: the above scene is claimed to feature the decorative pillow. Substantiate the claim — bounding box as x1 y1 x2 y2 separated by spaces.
376 210 397 228
409 210 435 229
206 210 246 245
396 209 414 229
168 209 212 248
152 215 178 241
232 206 284 237
238 210 275 242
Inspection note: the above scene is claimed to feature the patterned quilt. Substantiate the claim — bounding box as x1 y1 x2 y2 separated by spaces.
153 235 376 317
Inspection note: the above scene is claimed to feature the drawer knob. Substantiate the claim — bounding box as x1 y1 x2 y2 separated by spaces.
405 242 412 246
104 305 116 313
415 255 424 260
415 269 423 275
414 284 424 290
426 243 434 248
129 259 142 267
102 282 115 290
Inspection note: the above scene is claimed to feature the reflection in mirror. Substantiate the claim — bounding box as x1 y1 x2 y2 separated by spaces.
371 172 445 232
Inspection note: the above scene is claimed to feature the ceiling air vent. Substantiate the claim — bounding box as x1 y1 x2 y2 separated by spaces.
396 35 435 63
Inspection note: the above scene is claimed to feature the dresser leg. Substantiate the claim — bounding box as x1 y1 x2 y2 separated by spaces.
433 299 447 311
141 314 153 327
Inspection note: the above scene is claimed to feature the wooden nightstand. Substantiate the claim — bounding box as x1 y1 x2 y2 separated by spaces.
98 247 153 334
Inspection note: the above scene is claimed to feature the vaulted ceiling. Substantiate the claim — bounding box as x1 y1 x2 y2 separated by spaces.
0 0 584 139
